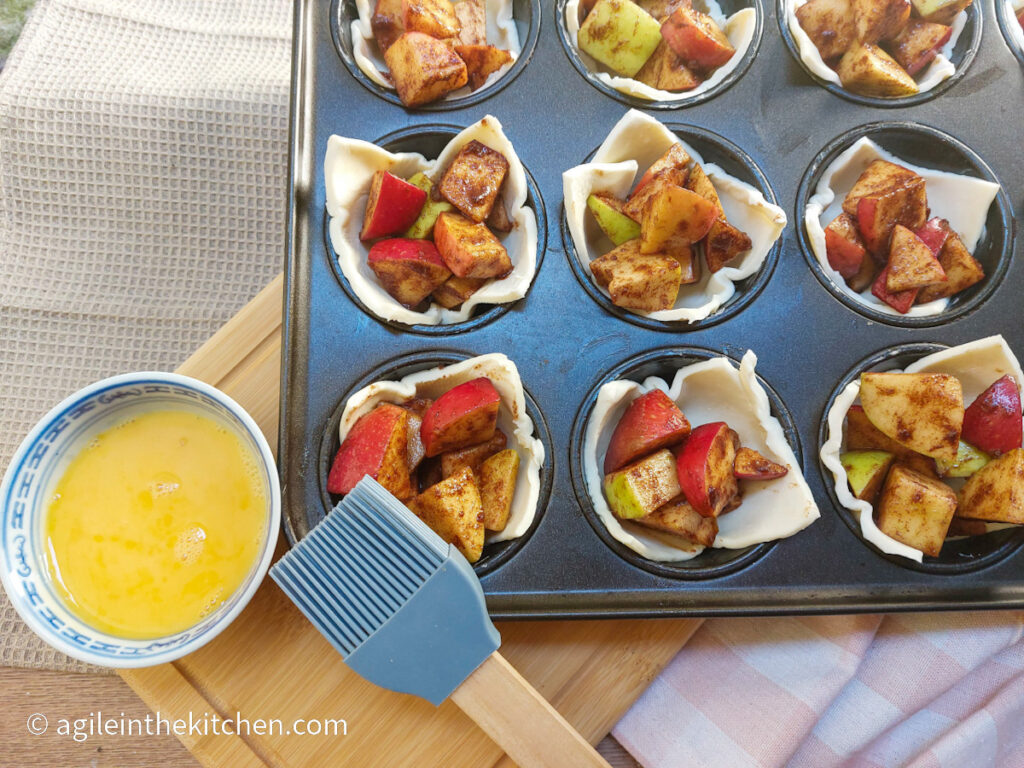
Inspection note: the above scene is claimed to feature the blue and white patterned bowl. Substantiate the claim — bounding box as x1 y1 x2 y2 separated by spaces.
0 372 280 667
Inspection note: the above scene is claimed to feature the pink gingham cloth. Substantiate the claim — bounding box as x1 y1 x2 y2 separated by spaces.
614 612 1024 767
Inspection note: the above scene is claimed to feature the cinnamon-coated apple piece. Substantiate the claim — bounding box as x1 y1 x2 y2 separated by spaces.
913 217 949 257
589 239 683 312
640 184 719 254
852 0 911 43
916 231 985 303
660 6 736 69
859 372 963 462
825 212 869 281
603 449 682 519
842 160 923 219
634 496 719 547
578 0 663 78
384 32 468 107
876 464 957 557
403 172 453 239
845 404 938 477
934 440 990 478
635 40 702 91
733 447 788 480
434 212 512 279
674 422 739 517
891 19 952 76
361 170 429 241
478 448 519 531
408 467 485 562
796 0 857 60
837 42 919 97
957 449 1024 524
455 45 513 91
847 252 877 293
367 238 452 307
855 178 927 257
328 403 414 498
588 193 641 246
440 430 508 478
421 377 501 457
671 245 701 285
910 0 972 25
704 219 752 273
431 275 487 309
439 140 510 223
604 389 691 473
454 0 486 45
623 145 691 221
840 450 895 503
871 263 919 313
962 375 1023 456
685 164 721 211
885 224 946 292
402 0 459 38
372 0 406 53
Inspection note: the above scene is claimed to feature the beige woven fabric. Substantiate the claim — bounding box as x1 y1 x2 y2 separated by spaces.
0 0 291 673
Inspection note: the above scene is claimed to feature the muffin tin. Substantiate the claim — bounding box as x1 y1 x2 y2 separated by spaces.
281 0 1024 618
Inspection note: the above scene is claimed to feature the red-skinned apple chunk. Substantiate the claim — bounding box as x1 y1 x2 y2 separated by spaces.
660 6 736 69
733 447 788 480
891 19 952 76
825 212 869 280
962 375 1023 455
420 377 500 456
914 217 949 256
367 238 452 307
871 263 918 313
855 180 927 257
604 390 691 474
916 231 985 303
360 170 428 241
438 140 510 223
675 422 739 517
434 212 512 279
328 403 414 499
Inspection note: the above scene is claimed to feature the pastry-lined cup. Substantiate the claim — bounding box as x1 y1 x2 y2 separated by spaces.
562 110 786 330
779 0 980 107
998 0 1024 65
820 335 1024 572
798 123 1012 327
333 0 539 108
325 116 542 330
570 347 819 577
556 0 761 107
319 351 551 575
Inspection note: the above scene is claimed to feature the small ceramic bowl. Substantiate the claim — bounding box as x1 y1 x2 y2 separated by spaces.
0 372 280 667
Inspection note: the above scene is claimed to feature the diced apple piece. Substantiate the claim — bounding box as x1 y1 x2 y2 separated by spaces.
623 145 691 221
685 163 722 212
478 448 519 531
641 184 718 254
405 410 426 473
361 170 428 241
859 371 963 461
578 0 663 78
603 448 682 519
871 264 919 313
733 447 788 480
914 217 950 257
675 422 739 517
891 19 952 76
589 239 682 312
434 212 512 279
408 467 485 562
431 275 487 309
934 440 990 478
841 450 895 503
327 403 413 499
842 160 923 218
837 42 918 97
657 45 702 91
845 404 937 477
454 0 486 45
704 219 752 273
486 195 512 233
916 231 985 303
438 139 509 223
886 224 946 292
403 0 459 38
637 0 691 21
852 0 911 43
672 245 701 284
604 389 691 473
635 39 668 87
855 178 928 257
403 172 453 239
661 6 735 69
440 430 507 478
634 496 718 547
796 0 857 61
372 0 406 53
420 377 500 457
455 45 513 91
384 32 468 107
962 375 1023 455
876 464 957 557
910 0 971 25
368 238 452 307
588 193 642 245
847 252 878 293
957 449 1024 524
825 212 869 280
402 396 434 417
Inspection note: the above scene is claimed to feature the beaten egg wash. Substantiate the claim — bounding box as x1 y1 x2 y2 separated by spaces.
44 410 267 639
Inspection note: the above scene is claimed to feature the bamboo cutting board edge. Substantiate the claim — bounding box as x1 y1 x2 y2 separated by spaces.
119 274 700 767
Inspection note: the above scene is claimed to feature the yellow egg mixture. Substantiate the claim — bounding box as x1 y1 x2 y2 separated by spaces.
45 410 267 639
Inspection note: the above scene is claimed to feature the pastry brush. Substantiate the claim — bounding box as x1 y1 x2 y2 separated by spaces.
270 477 611 768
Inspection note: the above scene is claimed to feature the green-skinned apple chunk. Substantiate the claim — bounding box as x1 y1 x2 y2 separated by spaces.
603 448 682 520
841 449 894 502
577 0 663 78
588 193 642 246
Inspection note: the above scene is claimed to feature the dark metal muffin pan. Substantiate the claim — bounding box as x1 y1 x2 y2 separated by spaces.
281 0 1024 618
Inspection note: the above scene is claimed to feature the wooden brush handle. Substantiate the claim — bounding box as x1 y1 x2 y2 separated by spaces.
450 651 612 768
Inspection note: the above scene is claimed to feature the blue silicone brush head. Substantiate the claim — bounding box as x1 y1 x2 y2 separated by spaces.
270 477 500 705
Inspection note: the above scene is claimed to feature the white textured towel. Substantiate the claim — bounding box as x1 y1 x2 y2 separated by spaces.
0 0 290 672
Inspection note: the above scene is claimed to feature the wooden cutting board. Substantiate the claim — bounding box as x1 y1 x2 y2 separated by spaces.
120 275 701 767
